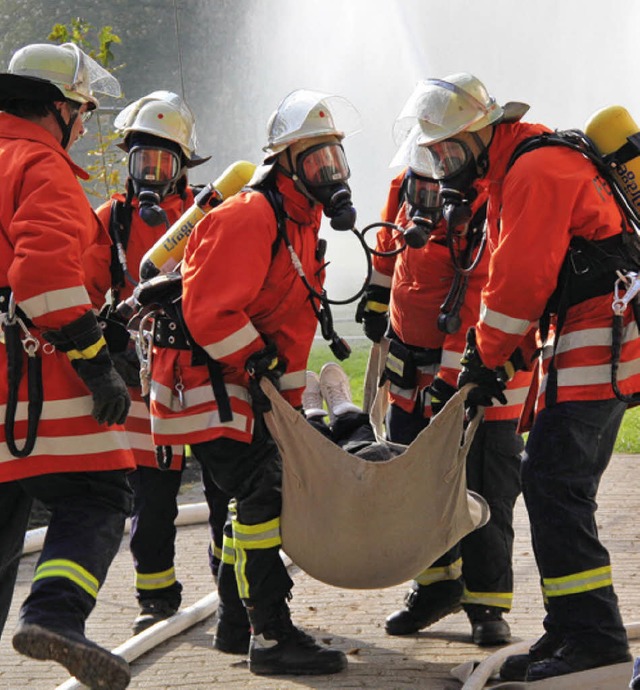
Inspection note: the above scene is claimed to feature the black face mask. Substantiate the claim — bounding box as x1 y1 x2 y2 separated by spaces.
401 170 443 248
307 182 357 231
136 188 169 227
439 160 480 235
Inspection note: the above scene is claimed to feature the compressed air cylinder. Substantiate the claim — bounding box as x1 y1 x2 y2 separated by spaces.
584 105 640 219
139 160 256 280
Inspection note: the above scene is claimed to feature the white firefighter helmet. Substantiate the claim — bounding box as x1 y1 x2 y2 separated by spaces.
393 74 529 148
114 91 204 162
0 42 120 110
264 89 361 156
389 123 437 175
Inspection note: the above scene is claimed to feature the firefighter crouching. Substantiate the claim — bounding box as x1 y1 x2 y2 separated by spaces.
360 115 532 646
84 90 234 637
144 89 360 676
413 72 640 682
0 43 134 690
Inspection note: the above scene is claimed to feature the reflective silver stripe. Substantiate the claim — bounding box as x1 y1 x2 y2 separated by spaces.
34 559 100 598
441 349 463 371
503 385 528 406
128 400 149 418
279 370 305 391
479 302 532 336
202 322 260 360
0 395 94 421
415 558 463 585
461 589 513 609
232 517 282 549
151 409 250 436
370 268 392 288
386 352 404 376
135 567 177 590
19 286 90 319
542 565 612 597
0 428 130 463
417 363 440 376
126 431 156 453
540 357 640 392
151 381 250 412
221 538 235 565
555 321 639 354
389 382 416 402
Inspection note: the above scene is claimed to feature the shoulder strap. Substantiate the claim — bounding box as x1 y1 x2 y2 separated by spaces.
108 199 133 290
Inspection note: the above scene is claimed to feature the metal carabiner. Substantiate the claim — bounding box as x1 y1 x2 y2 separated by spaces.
613 271 640 316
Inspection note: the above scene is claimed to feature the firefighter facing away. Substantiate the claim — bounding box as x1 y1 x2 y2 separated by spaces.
143 89 359 676
412 72 640 681
84 90 233 635
0 43 134 690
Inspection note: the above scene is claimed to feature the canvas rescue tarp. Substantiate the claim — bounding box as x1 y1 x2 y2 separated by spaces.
261 377 489 589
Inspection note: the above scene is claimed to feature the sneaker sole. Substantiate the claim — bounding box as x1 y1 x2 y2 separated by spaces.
13 623 130 690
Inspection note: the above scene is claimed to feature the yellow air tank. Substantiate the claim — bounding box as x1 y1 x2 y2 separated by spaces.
584 105 640 219
139 160 256 280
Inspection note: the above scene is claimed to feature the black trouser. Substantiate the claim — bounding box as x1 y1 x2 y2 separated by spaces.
191 416 293 607
308 410 376 452
523 398 628 653
128 461 230 607
0 471 132 639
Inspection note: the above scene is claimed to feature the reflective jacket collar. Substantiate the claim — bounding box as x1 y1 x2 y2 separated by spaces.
0 111 90 180
274 171 322 226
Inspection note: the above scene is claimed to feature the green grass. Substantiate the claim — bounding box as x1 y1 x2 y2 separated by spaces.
309 342 640 454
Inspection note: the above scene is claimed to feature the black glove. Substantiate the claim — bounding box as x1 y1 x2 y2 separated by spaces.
355 284 390 343
111 349 141 388
457 327 509 414
245 341 286 412
43 310 131 426
428 377 458 416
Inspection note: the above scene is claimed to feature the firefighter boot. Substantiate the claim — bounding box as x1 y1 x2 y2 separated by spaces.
385 579 463 635
499 632 565 681
465 604 511 646
213 562 251 655
247 600 347 676
525 643 632 682
132 598 179 635
13 620 131 690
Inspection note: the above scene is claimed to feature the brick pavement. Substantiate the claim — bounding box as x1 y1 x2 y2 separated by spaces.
1 455 640 689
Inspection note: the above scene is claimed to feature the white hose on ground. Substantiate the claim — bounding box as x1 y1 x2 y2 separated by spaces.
459 622 640 689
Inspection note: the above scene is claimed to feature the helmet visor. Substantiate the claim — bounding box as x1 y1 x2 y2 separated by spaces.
297 143 350 186
63 43 121 108
129 147 180 184
405 172 440 212
419 139 473 180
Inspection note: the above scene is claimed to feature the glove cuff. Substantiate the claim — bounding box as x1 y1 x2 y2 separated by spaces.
43 310 107 362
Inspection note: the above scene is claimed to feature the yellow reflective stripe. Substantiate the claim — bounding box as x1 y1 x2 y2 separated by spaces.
233 516 281 550
135 566 177 591
19 286 90 320
462 588 513 609
34 559 100 599
235 543 249 599
221 533 235 565
542 565 613 598
366 300 389 314
211 542 223 561
479 302 532 336
203 322 261 360
415 558 463 586
66 335 107 361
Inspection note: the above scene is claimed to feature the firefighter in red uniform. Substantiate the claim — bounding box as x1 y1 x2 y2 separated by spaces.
412 72 639 681
84 91 234 637
146 89 359 676
0 43 134 690
358 117 531 646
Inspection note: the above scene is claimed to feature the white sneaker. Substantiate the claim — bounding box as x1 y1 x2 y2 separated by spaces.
302 371 326 419
319 362 361 425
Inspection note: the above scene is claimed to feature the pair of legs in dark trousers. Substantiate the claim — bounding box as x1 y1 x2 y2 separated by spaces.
522 398 628 655
0 471 131 638
128 459 231 613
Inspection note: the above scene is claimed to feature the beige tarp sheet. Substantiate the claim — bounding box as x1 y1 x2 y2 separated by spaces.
261 376 489 590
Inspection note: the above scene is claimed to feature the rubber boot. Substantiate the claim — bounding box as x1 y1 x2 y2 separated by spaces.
132 598 179 635
526 644 632 682
13 620 130 690
213 561 250 655
385 579 463 635
465 604 511 646
499 632 565 681
247 600 347 676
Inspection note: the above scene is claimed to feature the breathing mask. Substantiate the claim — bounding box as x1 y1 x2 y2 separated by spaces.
292 142 357 230
403 170 442 248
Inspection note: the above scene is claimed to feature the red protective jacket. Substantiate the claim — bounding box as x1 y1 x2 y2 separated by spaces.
0 113 134 481
377 168 531 421
148 172 324 446
476 121 640 408
86 190 196 469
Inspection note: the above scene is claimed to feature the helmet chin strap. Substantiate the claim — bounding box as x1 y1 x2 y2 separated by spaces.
48 103 76 150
